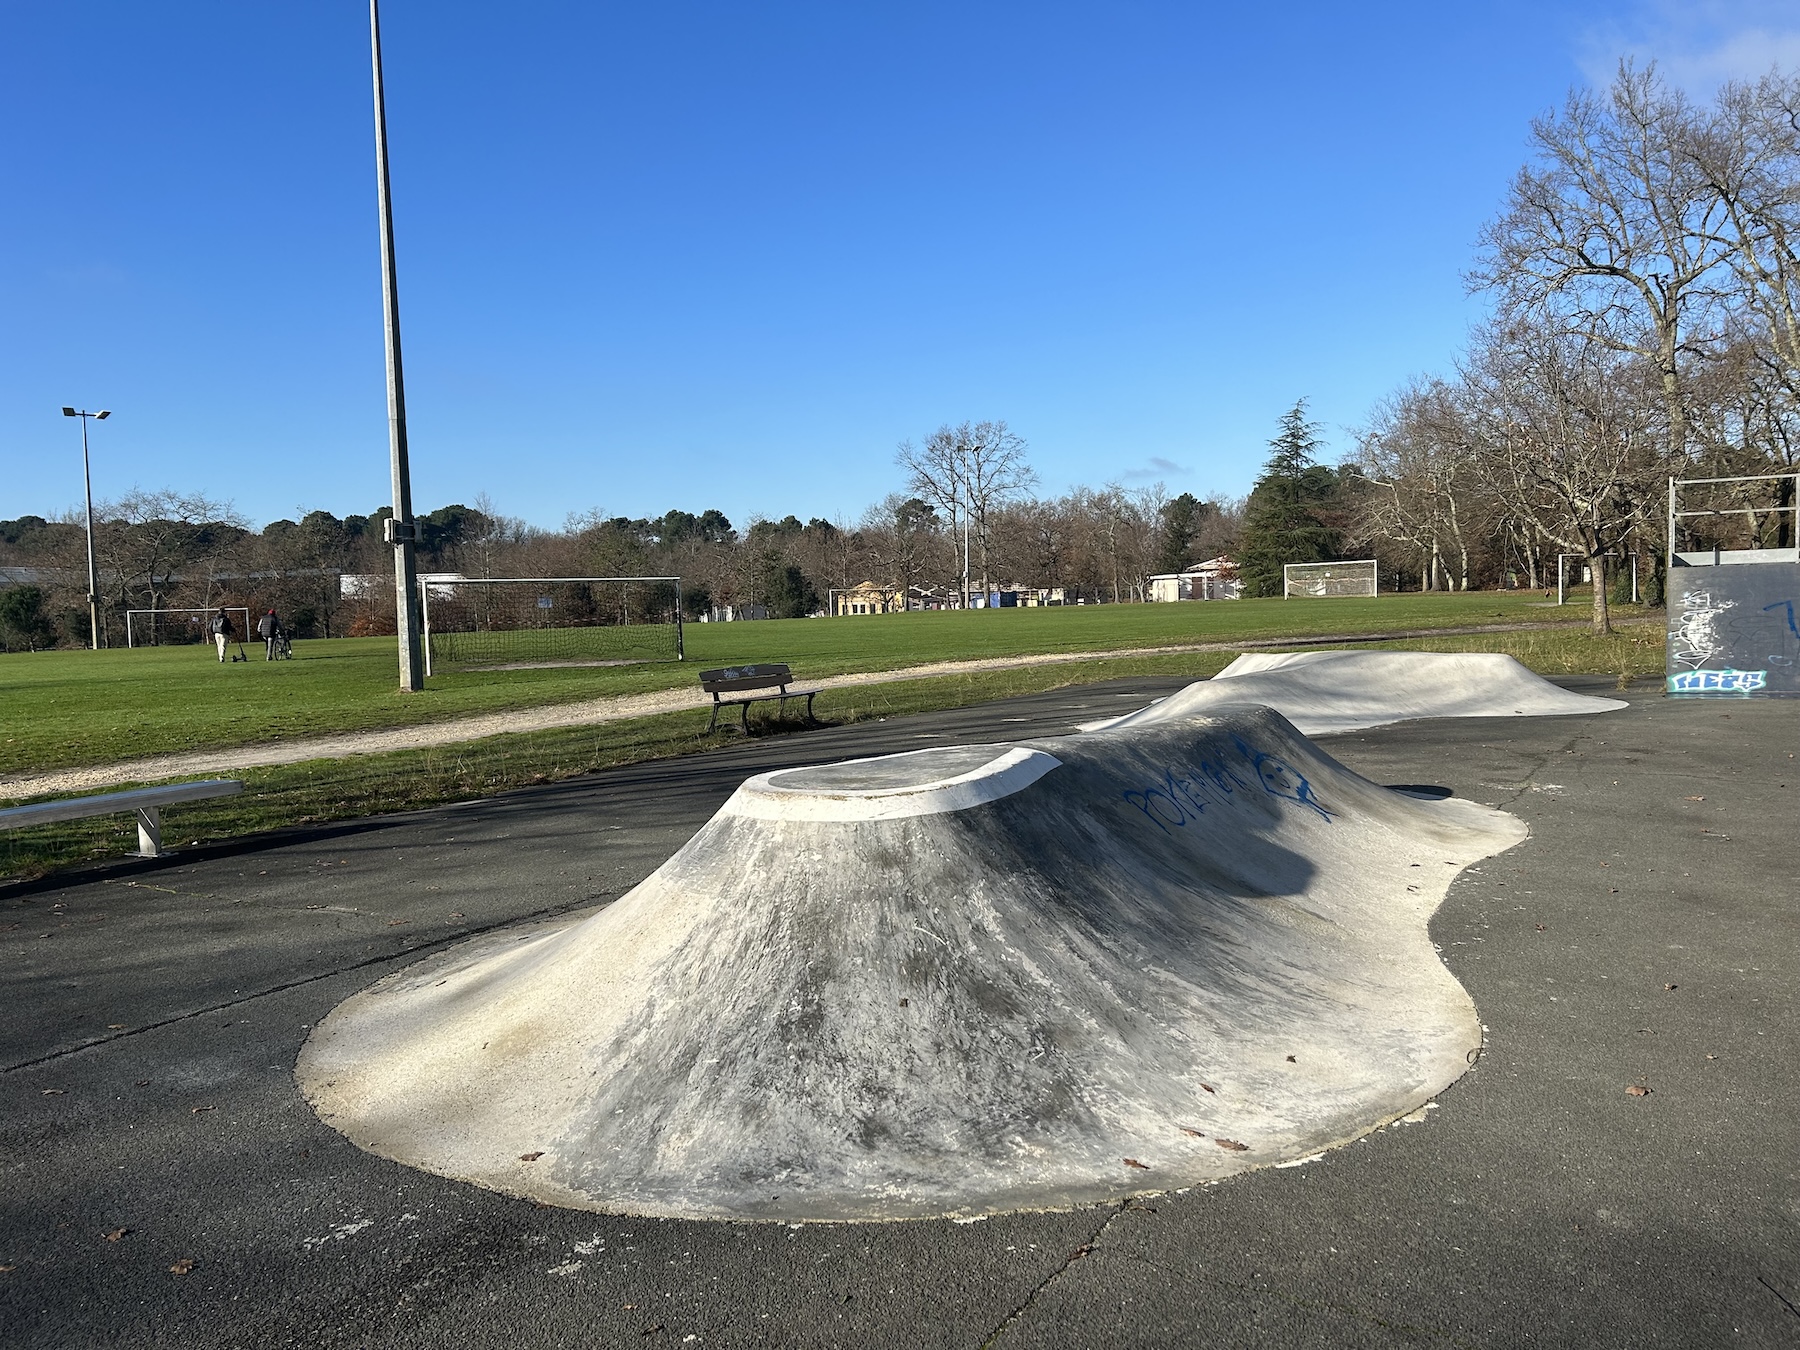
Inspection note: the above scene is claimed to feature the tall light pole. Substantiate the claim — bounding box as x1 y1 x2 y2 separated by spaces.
369 0 425 692
61 406 110 649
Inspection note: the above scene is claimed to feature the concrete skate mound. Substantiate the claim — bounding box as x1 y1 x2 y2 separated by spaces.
299 705 1527 1222
1085 650 1627 736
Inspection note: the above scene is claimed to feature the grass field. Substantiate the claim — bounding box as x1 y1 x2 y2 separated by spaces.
0 612 1669 882
0 591 1643 778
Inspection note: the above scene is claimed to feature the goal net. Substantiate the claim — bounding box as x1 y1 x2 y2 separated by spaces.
421 577 683 672
126 607 252 647
1283 560 1378 598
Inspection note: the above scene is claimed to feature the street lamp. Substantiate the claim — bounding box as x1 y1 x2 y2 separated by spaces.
61 406 110 649
368 0 425 692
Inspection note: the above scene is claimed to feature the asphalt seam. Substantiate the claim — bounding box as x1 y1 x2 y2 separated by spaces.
0 890 608 1076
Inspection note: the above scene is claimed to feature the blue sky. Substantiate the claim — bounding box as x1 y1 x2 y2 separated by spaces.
4 1 1797 531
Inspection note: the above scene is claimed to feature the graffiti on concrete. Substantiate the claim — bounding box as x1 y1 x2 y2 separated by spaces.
1667 669 1768 693
1122 736 1335 834
1670 589 1736 669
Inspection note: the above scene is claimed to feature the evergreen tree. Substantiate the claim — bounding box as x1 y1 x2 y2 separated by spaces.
1236 400 1342 597
1154 493 1211 574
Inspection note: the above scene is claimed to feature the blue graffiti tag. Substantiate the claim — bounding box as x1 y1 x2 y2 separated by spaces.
1668 668 1767 693
1122 766 1216 834
1123 738 1334 831
1762 600 1800 640
1232 736 1336 821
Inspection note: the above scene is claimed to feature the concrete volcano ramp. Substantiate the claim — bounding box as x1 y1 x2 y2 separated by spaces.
299 705 1527 1222
1085 649 1628 736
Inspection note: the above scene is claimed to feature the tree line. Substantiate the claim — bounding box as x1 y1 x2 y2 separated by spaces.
1336 62 1800 632
0 455 1245 648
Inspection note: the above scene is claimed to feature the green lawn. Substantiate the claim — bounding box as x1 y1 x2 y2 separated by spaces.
0 622 1670 881
0 591 1643 778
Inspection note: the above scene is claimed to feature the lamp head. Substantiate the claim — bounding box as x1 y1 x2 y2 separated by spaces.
62 407 76 417
95 410 111 420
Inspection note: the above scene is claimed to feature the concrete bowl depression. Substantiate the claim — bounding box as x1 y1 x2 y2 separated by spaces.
299 695 1538 1222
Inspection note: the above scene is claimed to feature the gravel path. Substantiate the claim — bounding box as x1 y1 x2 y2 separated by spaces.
1 620 1632 799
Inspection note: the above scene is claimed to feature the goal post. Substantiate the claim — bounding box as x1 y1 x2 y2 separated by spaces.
419 576 684 676
126 607 252 648
1282 560 1378 598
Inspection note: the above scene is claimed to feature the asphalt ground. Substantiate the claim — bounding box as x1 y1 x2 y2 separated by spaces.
2 676 1795 1348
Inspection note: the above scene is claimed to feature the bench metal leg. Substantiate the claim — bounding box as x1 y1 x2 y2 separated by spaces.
135 806 166 858
804 691 818 724
708 701 720 733
741 702 751 732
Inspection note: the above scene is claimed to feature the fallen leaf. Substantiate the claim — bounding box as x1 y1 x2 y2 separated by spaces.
639 1325 665 1337
191 1106 215 1115
1069 1242 1095 1260
1285 1055 1297 1063
169 1258 195 1275
1123 1157 1150 1170
386 919 408 927
1625 1085 1651 1097
1684 796 1704 801
1216 1138 1249 1151
107 1023 127 1030
450 912 465 920
519 1151 544 1162
1664 983 1677 991
899 998 909 1008
101 1228 128 1242
134 1080 150 1087
1179 1127 1203 1137
1200 1082 1215 1094
41 1089 65 1097
1534 923 1546 932
0 1265 14 1272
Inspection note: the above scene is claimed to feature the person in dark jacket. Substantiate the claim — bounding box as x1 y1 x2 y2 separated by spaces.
257 609 281 660
208 609 234 662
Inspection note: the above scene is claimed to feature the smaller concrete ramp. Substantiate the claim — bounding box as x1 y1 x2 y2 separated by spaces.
1086 650 1627 736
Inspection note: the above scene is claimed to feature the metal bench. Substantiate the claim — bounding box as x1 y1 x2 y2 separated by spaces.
0 779 244 858
700 664 820 733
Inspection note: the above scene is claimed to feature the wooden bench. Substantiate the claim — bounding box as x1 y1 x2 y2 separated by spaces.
700 664 820 733
0 779 244 858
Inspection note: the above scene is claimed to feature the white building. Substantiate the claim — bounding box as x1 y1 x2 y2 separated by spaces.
1148 556 1241 602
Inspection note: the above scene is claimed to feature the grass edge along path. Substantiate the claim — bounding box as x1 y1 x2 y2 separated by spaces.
0 624 1666 884
0 593 1650 779
2 615 1655 800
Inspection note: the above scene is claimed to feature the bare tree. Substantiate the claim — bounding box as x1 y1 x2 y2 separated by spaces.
898 420 1036 606
1474 62 1732 465
1463 319 1665 633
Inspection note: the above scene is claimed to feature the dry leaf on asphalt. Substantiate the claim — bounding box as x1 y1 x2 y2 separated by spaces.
1215 1138 1249 1151
1122 1158 1150 1169
1664 984 1678 991
1625 1085 1651 1097
191 1106 215 1115
101 1228 128 1242
1200 1082 1216 1093
519 1151 544 1162
169 1258 195 1275
1179 1127 1204 1137
41 1089 65 1096
1685 796 1704 801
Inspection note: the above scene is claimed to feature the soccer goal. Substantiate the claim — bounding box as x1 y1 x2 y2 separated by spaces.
126 607 252 647
1283 560 1379 598
420 576 683 675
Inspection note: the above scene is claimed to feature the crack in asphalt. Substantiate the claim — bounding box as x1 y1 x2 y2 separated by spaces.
979 1202 1127 1347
